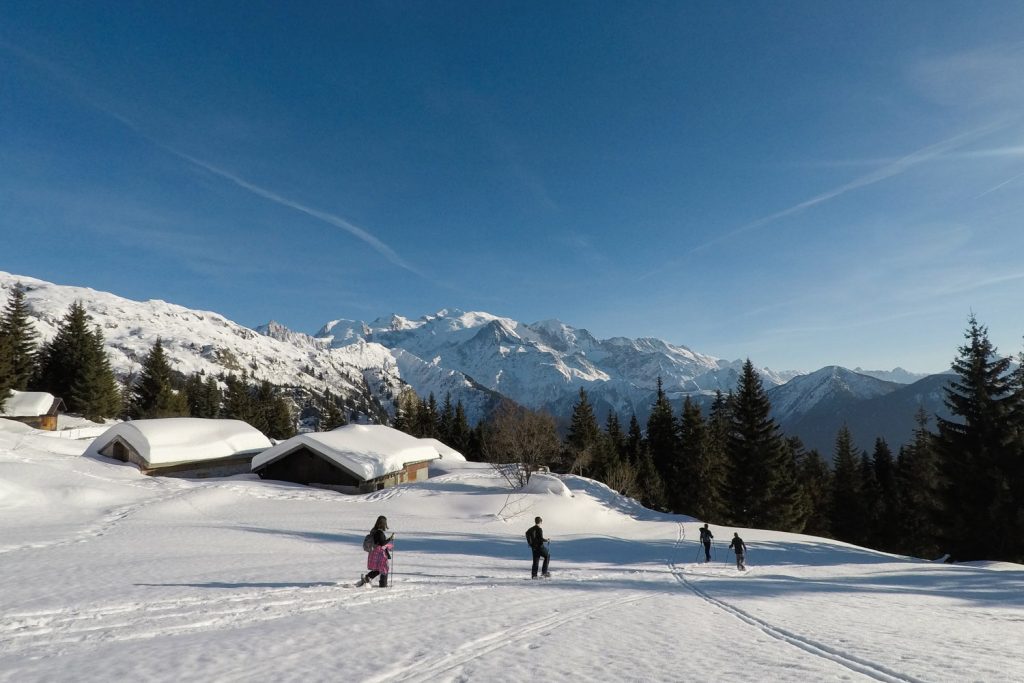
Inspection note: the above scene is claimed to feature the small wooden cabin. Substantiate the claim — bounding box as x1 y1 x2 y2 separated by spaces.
88 418 272 478
251 424 442 494
0 391 64 431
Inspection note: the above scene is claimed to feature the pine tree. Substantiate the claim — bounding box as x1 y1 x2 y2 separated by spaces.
1008 349 1024 560
935 316 1019 561
857 451 880 548
450 400 472 456
636 451 666 511
185 374 222 418
870 438 900 552
626 414 644 466
795 443 832 538
70 326 122 421
700 391 731 522
253 381 294 439
595 410 626 482
35 301 97 411
0 333 12 411
646 377 679 504
896 408 942 559
420 393 439 438
0 283 39 391
222 374 255 424
567 388 601 476
438 392 455 444
605 411 625 461
131 338 188 418
675 397 709 518
830 425 864 542
318 389 347 431
725 360 801 530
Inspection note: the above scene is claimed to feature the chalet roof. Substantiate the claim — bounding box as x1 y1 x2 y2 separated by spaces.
87 418 272 468
418 437 466 461
251 424 441 481
0 391 61 417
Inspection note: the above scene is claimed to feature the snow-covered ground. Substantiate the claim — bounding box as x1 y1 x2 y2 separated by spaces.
2 422 1022 682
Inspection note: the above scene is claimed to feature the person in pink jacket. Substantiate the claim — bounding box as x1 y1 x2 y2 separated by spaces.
356 515 394 587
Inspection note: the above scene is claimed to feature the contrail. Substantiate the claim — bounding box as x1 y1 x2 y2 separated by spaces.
707 122 1008 250
0 38 423 277
159 146 422 275
636 121 1009 281
976 169 1024 198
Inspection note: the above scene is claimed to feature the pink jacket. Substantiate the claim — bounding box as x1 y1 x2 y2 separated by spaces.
367 542 393 573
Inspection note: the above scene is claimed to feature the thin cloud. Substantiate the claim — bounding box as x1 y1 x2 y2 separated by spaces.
976 170 1024 198
159 147 422 275
1 38 424 278
636 122 1008 282
703 123 1006 250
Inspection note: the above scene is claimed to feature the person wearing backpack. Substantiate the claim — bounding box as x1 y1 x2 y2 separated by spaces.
699 523 714 562
525 516 550 579
356 515 394 587
728 532 747 571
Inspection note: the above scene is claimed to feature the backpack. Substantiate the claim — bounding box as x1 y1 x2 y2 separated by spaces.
362 533 374 553
525 526 539 548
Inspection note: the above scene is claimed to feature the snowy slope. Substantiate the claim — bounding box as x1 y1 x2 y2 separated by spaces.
768 366 899 424
0 272 500 423
2 422 1021 682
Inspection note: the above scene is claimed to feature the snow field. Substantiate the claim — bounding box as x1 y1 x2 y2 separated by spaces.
1 424 1022 682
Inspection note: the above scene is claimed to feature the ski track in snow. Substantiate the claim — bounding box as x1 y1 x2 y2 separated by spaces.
0 582 490 660
668 523 922 683
364 591 660 683
0 485 195 556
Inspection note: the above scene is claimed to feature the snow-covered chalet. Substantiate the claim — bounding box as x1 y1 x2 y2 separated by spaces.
251 424 443 493
88 418 273 477
0 390 65 431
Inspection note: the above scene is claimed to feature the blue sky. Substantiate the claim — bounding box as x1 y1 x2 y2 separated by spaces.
2 2 1023 374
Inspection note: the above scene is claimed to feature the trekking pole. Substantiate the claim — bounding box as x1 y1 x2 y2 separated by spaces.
694 544 703 563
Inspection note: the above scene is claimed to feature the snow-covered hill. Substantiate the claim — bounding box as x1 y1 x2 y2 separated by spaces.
2 420 1021 681
0 274 381 421
768 366 900 424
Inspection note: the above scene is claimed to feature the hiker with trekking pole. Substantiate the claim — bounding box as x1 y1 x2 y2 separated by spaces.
698 523 714 563
526 516 551 579
728 532 747 571
356 515 394 588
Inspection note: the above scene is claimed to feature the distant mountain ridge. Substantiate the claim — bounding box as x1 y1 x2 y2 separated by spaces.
313 308 801 423
767 367 954 457
2 271 950 449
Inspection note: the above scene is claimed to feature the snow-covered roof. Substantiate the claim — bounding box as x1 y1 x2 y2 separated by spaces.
87 418 272 467
252 424 441 481
418 437 467 461
1 391 58 417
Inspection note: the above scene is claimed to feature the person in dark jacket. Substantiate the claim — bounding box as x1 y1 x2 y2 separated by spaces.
699 523 714 562
357 515 394 587
728 532 747 571
526 516 550 578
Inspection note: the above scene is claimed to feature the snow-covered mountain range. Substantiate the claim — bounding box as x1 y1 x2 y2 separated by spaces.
1 272 794 424
2 271 945 445
314 309 803 424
